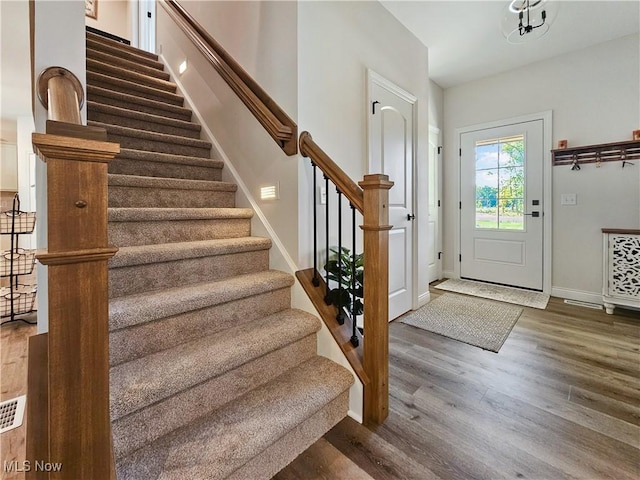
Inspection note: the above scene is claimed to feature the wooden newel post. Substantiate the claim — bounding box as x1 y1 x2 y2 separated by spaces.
359 173 393 426
31 125 119 479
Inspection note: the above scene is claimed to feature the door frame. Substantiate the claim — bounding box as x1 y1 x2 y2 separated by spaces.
454 111 553 294
366 69 418 311
428 125 443 284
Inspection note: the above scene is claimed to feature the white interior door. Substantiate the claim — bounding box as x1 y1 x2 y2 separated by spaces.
139 0 156 53
368 72 415 321
427 127 442 283
460 119 544 290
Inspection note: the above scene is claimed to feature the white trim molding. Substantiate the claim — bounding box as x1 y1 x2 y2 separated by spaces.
551 287 602 305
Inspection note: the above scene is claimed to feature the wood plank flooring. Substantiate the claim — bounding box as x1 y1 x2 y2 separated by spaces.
1 318 36 480
277 289 639 479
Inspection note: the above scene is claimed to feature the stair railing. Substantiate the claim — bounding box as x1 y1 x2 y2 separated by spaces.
27 66 119 479
298 132 393 426
159 0 298 156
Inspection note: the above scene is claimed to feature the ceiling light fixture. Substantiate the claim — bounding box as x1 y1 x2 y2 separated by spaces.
501 0 557 44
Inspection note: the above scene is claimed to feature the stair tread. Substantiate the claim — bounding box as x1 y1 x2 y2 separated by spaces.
115 356 354 479
88 71 184 105
108 206 252 222
108 174 236 192
88 85 192 119
87 58 177 92
111 309 321 421
86 31 159 61
87 47 169 78
109 237 272 269
116 148 223 168
88 101 200 131
109 270 293 331
90 121 211 149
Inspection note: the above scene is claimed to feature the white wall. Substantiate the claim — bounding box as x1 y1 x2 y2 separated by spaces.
298 0 431 304
429 79 444 130
85 0 132 41
443 34 640 301
157 0 300 263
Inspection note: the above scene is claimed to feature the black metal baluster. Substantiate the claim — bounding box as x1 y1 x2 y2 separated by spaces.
336 189 344 325
350 204 359 347
323 175 331 305
311 163 319 287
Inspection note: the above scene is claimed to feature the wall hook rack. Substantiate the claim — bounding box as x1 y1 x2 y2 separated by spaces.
552 138 640 168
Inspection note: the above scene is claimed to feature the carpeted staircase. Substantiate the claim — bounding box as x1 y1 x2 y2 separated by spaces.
85 30 353 479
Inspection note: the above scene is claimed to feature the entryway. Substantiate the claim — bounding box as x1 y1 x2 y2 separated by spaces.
459 115 550 291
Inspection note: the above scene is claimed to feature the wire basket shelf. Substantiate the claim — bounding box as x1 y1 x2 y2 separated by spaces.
0 211 36 235
0 284 37 317
0 249 36 277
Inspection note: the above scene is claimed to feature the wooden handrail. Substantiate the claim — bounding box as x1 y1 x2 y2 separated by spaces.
298 130 393 425
299 131 365 213
160 0 298 156
27 67 119 479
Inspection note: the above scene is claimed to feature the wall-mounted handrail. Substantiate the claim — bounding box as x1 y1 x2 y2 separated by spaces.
299 132 364 213
160 0 298 156
28 66 119 479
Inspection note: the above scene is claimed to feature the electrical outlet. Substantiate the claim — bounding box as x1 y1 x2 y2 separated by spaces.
561 193 577 205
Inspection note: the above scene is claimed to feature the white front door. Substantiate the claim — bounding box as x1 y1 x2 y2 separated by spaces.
368 72 415 320
427 127 442 283
460 119 544 290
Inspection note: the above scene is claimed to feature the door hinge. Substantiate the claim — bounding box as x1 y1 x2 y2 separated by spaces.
438 251 443 260
437 200 441 207
459 148 462 157
459 201 462 209
438 146 442 154
459 254 462 262
147 11 152 18
372 101 380 115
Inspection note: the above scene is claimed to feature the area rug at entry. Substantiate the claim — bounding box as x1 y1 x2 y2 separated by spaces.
435 278 550 310
400 293 523 352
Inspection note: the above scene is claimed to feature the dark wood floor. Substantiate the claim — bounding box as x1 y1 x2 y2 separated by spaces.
276 289 640 479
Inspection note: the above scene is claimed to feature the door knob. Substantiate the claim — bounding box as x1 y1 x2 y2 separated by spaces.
407 213 415 221
524 211 540 217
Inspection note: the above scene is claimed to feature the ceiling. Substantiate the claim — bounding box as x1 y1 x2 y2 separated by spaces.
380 1 640 88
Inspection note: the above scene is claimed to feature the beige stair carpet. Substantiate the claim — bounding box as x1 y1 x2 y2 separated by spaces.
85 29 353 479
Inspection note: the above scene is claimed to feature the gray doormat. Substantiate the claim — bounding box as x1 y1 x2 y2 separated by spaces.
400 293 523 352
435 278 549 309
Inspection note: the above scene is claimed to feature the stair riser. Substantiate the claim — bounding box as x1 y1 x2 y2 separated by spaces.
108 186 235 209
109 218 251 246
88 92 192 122
86 37 160 66
89 110 200 139
106 133 211 158
88 77 184 106
109 249 269 298
109 288 291 365
88 60 177 94
227 392 350 480
109 158 222 181
112 335 316 459
87 48 169 80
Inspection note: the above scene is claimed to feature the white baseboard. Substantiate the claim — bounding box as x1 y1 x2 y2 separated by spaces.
442 270 455 279
417 291 430 307
551 287 602 305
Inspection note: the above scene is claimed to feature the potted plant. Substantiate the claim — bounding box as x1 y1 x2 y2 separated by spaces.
324 247 364 318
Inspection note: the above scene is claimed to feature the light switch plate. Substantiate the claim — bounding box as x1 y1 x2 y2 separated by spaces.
561 193 577 205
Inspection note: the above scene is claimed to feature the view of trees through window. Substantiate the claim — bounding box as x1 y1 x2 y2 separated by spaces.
475 135 525 230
